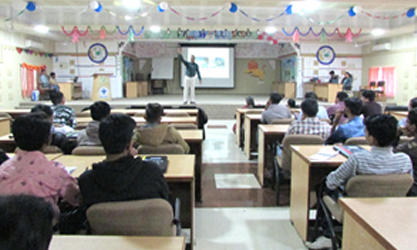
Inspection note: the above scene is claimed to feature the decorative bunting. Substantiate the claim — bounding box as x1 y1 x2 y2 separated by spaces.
361 10 407 19
16 48 53 58
282 27 361 39
21 63 46 71
292 30 299 42
168 5 226 21
62 25 144 37
238 9 287 22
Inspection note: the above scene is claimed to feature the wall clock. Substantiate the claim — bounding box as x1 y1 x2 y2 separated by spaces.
88 43 108 64
316 45 336 65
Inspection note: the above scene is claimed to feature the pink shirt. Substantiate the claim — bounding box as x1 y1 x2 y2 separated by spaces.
0 150 80 213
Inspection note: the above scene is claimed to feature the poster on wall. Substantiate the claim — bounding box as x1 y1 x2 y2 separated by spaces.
281 57 297 82
244 60 265 81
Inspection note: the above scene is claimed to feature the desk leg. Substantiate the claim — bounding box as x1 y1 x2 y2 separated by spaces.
290 152 310 241
189 142 202 202
342 212 386 250
244 117 251 158
236 111 241 146
257 128 265 186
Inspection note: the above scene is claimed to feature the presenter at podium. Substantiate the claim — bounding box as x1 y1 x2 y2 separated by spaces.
178 47 202 105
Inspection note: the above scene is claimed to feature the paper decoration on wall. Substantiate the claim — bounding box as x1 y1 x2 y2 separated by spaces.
87 43 108 64
21 63 46 71
316 45 336 65
16 47 53 58
245 60 265 80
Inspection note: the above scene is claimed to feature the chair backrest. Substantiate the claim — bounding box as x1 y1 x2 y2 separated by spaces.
369 81 376 87
75 112 91 118
133 112 144 117
42 145 62 154
170 123 198 130
346 174 413 197
165 112 190 117
281 135 324 171
137 144 185 154
270 118 295 125
72 146 106 155
344 137 368 145
87 199 175 236
384 105 409 113
377 81 385 87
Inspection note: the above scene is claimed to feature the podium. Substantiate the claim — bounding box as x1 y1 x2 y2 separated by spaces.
92 73 112 101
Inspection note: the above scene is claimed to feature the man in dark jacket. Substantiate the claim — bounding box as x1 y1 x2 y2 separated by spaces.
78 114 170 207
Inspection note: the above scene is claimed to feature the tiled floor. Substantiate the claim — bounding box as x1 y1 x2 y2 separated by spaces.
195 120 304 249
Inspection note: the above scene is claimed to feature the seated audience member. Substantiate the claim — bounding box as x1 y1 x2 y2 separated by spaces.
39 68 59 92
50 91 77 128
297 92 329 121
287 98 299 109
77 101 111 146
398 97 417 127
31 104 76 154
49 72 57 85
0 113 80 214
326 97 365 144
261 92 292 124
133 103 190 153
286 99 331 141
361 90 382 119
244 96 255 108
78 114 170 207
306 114 412 249
394 108 417 196
0 195 55 250
327 91 348 125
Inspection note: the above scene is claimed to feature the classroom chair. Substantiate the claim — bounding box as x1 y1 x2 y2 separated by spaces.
344 137 367 145
384 105 408 113
170 123 198 130
137 144 185 154
72 146 106 155
87 198 181 236
314 174 413 250
75 112 91 118
273 134 324 205
270 118 294 124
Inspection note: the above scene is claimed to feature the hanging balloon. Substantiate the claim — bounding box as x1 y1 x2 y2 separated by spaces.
353 6 362 14
158 2 168 12
285 5 293 15
257 34 264 40
26 1 36 12
72 33 79 43
157 5 164 12
229 3 238 13
348 6 356 17
89 1 99 10
406 8 416 18
273 39 278 45
95 3 103 12
267 36 273 41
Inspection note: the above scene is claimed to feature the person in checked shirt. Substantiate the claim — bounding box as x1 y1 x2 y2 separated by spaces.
286 98 331 141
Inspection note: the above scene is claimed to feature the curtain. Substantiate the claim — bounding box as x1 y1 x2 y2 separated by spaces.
20 66 36 98
382 67 396 98
368 67 380 84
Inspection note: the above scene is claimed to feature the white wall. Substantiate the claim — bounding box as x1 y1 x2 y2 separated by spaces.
54 40 123 98
0 30 54 109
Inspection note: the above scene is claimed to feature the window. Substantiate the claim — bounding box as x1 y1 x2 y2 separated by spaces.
368 67 397 98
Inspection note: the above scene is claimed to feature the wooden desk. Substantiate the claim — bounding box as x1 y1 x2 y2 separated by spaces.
55 154 195 248
49 235 186 250
58 82 82 100
0 117 11 137
235 108 263 148
257 125 289 186
80 109 198 117
125 81 149 98
390 111 408 121
0 109 30 119
76 116 198 129
290 145 369 241
303 82 343 103
178 130 203 202
244 113 262 159
0 134 16 152
272 82 296 98
340 198 417 250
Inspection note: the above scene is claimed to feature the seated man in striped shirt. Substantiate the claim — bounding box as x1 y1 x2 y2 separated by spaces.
306 114 413 249
286 99 331 141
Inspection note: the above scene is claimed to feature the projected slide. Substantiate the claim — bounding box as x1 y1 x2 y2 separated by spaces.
181 46 235 88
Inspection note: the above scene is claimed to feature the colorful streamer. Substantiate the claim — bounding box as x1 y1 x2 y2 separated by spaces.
168 5 225 21
298 12 346 25
62 26 144 37
361 11 407 19
238 9 286 22
281 27 361 38
3 9 25 22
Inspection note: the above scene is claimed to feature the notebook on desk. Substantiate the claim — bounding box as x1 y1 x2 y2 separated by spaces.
333 145 367 158
142 156 168 173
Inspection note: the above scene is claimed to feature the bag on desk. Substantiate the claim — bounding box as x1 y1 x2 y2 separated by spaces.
58 204 87 234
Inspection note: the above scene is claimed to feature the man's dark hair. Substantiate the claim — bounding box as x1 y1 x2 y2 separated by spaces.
336 92 349 102
50 72 55 77
344 97 363 116
31 104 53 118
0 195 55 250
287 98 297 108
304 91 318 100
12 113 51 151
362 90 376 102
145 103 164 123
329 70 335 75
365 114 398 147
408 108 417 126
50 91 64 105
270 92 283 104
89 101 111 121
410 97 417 109
99 114 136 154
301 99 319 117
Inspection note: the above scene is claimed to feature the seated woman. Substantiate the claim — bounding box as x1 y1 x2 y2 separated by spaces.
233 96 256 133
0 113 80 215
133 103 190 153
77 101 111 146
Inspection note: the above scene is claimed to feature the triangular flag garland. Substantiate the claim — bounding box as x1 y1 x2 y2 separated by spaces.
16 47 53 58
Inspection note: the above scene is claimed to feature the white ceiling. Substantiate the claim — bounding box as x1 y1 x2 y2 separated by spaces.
0 0 416 42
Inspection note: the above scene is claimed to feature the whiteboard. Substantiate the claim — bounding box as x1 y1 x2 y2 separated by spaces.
151 57 174 79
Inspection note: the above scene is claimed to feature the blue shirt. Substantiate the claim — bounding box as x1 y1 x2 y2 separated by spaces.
399 117 407 127
40 75 49 87
297 106 329 121
326 116 365 144
178 54 202 80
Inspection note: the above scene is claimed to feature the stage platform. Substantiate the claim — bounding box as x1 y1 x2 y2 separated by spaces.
16 94 395 120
